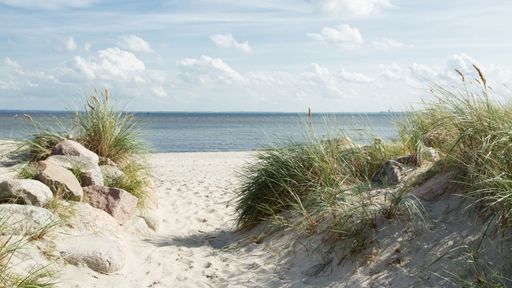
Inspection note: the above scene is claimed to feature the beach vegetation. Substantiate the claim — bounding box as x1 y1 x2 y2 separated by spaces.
235 65 512 281
0 218 56 288
22 89 150 204
73 89 146 164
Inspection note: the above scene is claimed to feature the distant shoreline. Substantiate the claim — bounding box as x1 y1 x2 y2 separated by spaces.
0 110 409 115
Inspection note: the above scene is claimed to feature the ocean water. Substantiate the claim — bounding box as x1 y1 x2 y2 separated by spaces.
0 111 403 152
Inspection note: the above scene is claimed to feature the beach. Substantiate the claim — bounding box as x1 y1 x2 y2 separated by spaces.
54 151 256 287
1 139 509 287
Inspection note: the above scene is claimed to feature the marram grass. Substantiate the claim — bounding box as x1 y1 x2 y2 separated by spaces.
23 89 150 204
74 89 146 164
235 133 409 231
235 65 512 282
399 66 512 228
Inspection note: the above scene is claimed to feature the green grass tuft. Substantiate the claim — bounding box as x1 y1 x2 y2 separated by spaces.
73 89 146 165
23 131 65 162
398 66 512 228
235 131 408 231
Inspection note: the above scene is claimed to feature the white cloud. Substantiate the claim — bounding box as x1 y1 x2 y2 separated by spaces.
409 63 437 81
375 54 512 95
0 0 95 10
66 37 78 51
308 24 363 48
372 37 409 49
83 42 91 52
313 0 392 18
210 34 252 53
338 69 373 83
151 86 168 97
379 63 404 81
2 57 58 90
117 35 153 53
73 47 146 81
409 54 483 83
177 55 244 85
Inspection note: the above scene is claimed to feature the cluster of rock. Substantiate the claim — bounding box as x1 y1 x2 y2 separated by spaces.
0 140 158 274
371 146 440 186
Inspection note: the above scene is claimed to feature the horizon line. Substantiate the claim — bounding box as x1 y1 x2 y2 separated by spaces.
0 109 409 114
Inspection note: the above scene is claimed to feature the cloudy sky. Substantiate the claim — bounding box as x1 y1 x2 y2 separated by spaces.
1 0 511 112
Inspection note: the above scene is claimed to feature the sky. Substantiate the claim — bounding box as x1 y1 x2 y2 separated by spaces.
0 0 511 112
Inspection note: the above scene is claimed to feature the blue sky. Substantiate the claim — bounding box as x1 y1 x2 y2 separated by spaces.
1 0 511 112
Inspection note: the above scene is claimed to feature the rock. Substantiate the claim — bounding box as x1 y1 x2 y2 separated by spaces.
52 140 99 165
0 171 18 183
0 204 57 235
54 234 125 274
0 179 53 206
421 147 440 162
65 202 121 236
100 165 124 184
371 160 405 185
0 140 27 167
394 155 417 166
139 210 160 232
35 161 83 201
45 155 104 187
411 172 457 201
83 185 138 225
123 216 155 238
99 156 117 166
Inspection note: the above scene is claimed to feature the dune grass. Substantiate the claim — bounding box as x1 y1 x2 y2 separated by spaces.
399 66 512 229
24 131 65 162
235 133 409 231
74 89 145 165
235 65 512 280
237 65 512 232
22 89 150 203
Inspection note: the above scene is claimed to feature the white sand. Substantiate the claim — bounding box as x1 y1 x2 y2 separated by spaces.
56 151 262 288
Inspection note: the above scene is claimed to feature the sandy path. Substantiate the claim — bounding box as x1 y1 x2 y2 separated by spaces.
57 152 263 288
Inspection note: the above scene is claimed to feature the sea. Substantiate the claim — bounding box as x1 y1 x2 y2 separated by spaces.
0 111 404 152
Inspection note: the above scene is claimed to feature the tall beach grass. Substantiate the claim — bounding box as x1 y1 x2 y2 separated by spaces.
23 89 150 204
235 65 512 282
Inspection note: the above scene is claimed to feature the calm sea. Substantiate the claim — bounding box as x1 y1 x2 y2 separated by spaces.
0 111 403 152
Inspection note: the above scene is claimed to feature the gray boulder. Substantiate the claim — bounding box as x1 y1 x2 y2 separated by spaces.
99 157 117 166
83 185 138 225
54 234 125 274
100 165 124 185
35 161 83 201
45 155 104 187
371 160 405 185
65 202 121 236
0 179 53 206
0 204 57 235
123 216 155 238
52 140 99 165
138 210 160 232
421 147 440 162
